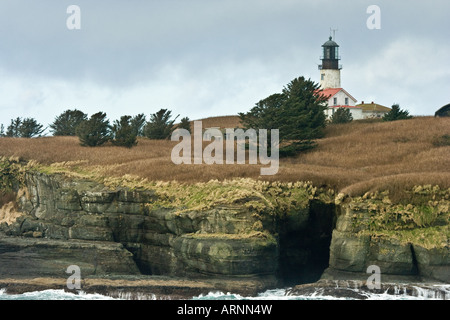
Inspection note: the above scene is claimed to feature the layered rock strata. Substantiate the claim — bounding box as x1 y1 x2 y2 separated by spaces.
0 163 448 298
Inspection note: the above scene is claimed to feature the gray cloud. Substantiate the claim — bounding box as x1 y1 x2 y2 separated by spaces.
0 0 449 128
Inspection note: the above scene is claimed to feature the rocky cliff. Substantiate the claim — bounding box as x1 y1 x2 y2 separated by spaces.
325 188 449 283
0 159 448 297
0 160 337 295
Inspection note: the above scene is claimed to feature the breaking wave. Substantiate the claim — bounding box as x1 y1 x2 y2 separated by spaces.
1 284 449 300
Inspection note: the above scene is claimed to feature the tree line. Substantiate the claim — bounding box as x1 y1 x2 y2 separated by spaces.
0 109 191 148
0 76 413 154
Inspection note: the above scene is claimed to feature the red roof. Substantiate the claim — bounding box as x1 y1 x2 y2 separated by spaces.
316 88 357 102
318 88 342 98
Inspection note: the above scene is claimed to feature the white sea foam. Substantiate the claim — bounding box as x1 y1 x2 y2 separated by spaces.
0 289 118 300
193 284 450 300
1 284 448 300
193 289 349 300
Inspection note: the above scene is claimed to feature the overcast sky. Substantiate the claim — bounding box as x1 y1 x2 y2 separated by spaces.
0 0 449 132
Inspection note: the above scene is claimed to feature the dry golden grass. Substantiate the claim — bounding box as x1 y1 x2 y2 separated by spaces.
191 115 243 129
0 116 449 198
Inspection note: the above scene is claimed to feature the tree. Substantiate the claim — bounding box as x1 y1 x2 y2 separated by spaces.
5 117 45 138
111 115 138 148
130 113 146 137
177 117 191 133
240 93 285 132
6 118 22 137
331 107 353 124
239 76 328 156
76 112 111 147
19 118 45 138
50 109 88 136
0 124 4 137
383 104 412 121
144 109 179 139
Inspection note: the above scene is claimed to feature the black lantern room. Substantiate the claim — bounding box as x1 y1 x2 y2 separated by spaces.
319 37 341 70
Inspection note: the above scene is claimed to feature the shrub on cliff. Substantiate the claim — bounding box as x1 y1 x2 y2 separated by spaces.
432 134 450 147
144 109 179 140
50 109 88 136
76 112 111 147
111 115 138 148
331 107 353 124
177 117 191 133
383 104 412 121
130 113 146 137
5 117 45 138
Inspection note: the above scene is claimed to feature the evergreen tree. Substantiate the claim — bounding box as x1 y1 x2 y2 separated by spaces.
6 118 22 137
130 113 146 137
239 76 327 156
0 124 5 137
239 93 284 132
19 118 45 138
6 117 45 138
383 104 412 121
144 109 178 139
50 109 88 136
177 117 191 133
76 112 111 147
111 115 138 148
331 107 353 124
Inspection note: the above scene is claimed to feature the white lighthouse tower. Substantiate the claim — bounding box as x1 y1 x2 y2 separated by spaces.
319 36 341 89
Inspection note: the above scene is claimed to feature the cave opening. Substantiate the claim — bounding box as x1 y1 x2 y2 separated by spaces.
278 200 336 286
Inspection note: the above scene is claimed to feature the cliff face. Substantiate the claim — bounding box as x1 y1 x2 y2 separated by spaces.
0 161 448 296
0 168 337 292
326 190 449 283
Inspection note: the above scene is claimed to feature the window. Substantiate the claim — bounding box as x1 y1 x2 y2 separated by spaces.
333 97 337 105
345 97 349 105
324 48 331 59
321 74 325 80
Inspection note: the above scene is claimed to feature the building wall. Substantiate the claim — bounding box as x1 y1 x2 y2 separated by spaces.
325 107 363 120
362 111 388 119
327 90 356 107
325 108 334 119
350 108 364 120
320 69 341 89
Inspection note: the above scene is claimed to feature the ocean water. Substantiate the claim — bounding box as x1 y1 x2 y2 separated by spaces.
193 286 450 300
1 286 449 300
0 288 117 300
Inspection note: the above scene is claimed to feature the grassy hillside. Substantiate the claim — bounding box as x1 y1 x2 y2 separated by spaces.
191 115 243 129
0 116 448 200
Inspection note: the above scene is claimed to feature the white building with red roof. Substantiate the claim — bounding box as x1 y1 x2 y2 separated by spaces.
316 36 389 120
319 87 361 119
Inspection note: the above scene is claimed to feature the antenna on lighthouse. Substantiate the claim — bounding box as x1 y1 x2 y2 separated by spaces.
330 28 338 40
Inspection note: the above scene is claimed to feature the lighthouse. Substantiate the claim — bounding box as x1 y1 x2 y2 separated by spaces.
318 36 341 89
317 34 392 120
